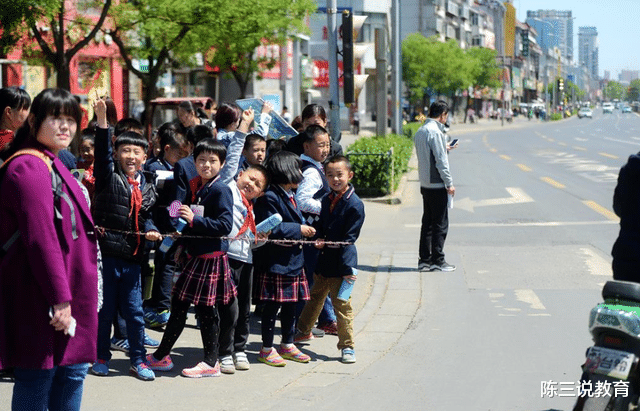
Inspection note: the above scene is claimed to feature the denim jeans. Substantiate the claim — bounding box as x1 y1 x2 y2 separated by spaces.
12 363 89 411
97 256 146 365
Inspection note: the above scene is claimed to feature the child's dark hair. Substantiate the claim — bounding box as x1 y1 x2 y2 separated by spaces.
0 86 31 114
193 138 226 164
290 116 303 132
326 155 352 172
81 128 96 144
115 131 148 151
243 133 266 151
302 124 329 144
215 102 242 130
265 138 286 161
186 124 213 146
245 164 270 189
301 104 327 124
1 88 81 160
157 122 187 158
115 117 144 137
265 150 303 186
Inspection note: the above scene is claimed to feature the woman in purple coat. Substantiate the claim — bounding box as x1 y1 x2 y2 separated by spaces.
0 88 98 411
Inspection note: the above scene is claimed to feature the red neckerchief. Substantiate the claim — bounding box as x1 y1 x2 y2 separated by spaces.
235 190 257 240
329 189 347 213
190 176 203 203
127 175 143 255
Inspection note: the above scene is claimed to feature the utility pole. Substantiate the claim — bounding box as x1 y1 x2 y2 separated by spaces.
375 28 387 137
391 0 402 134
326 0 341 142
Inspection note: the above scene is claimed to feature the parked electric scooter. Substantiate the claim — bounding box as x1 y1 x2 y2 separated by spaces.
573 281 640 410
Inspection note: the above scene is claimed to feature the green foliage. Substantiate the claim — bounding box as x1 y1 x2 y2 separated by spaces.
401 34 472 104
550 112 563 121
203 0 315 97
604 81 625 101
402 122 423 138
465 47 501 89
628 79 640 102
346 135 414 196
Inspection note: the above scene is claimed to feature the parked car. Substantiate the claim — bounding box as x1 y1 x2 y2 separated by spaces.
622 105 632 113
578 107 593 118
603 103 614 113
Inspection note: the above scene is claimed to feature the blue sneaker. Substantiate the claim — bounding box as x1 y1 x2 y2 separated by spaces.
110 337 130 353
155 310 170 326
130 362 155 381
143 308 159 326
144 334 160 348
91 359 110 376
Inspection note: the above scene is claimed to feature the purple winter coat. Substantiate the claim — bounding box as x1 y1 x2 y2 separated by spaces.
0 150 98 369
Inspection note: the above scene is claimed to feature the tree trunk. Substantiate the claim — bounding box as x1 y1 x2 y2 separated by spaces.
56 56 71 90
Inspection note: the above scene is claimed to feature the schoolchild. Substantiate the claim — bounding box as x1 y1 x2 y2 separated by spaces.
253 151 316 366
216 102 271 148
143 122 190 328
295 125 337 334
285 104 342 160
218 164 270 373
90 99 162 381
240 133 267 170
76 129 96 199
295 156 365 364
146 138 234 378
0 86 31 151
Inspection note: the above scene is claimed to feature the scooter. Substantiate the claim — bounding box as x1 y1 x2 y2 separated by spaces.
573 281 640 410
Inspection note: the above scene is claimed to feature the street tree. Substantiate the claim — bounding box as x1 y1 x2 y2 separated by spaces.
603 81 625 101
108 0 216 127
402 34 472 112
0 0 111 90
627 79 640 102
203 0 315 98
464 46 500 119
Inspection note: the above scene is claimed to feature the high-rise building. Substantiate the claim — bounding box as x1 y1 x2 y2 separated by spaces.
578 27 598 80
619 70 640 85
525 10 573 62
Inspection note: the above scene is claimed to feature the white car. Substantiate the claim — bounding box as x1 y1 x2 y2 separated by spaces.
603 103 614 113
578 107 593 118
622 105 632 113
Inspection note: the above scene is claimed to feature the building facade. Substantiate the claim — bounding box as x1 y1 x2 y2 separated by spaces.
525 10 573 63
578 27 598 80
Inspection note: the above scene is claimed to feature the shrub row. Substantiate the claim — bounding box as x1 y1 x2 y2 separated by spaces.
346 134 414 197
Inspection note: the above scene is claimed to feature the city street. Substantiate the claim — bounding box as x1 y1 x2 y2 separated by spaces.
1 110 638 410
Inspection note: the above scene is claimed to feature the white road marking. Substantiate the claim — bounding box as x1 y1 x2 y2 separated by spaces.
580 247 613 276
454 187 534 213
515 289 546 310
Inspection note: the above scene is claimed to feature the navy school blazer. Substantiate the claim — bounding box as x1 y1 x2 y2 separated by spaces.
254 184 305 276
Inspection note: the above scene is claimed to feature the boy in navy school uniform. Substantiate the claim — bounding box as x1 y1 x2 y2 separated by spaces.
90 99 162 380
295 156 365 364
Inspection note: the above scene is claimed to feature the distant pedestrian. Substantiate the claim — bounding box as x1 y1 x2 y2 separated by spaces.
415 100 456 272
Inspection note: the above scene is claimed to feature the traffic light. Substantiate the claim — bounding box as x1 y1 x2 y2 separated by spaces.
342 10 354 105
521 30 529 57
557 78 564 92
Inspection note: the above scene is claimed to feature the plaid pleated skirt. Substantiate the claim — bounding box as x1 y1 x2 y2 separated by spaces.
173 253 236 306
255 270 310 303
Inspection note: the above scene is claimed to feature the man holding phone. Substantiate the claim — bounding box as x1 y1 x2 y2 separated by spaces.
414 100 457 272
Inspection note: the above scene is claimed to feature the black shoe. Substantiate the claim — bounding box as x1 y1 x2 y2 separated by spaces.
432 262 456 272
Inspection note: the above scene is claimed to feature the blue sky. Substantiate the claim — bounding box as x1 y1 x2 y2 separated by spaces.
514 0 640 79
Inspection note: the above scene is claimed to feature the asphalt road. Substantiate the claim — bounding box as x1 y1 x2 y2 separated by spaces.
1 110 637 410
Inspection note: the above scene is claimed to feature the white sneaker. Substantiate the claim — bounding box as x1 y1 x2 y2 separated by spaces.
232 352 250 371
219 355 235 374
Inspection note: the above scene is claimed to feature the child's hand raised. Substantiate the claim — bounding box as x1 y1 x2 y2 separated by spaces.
301 225 316 238
94 98 108 129
238 108 255 133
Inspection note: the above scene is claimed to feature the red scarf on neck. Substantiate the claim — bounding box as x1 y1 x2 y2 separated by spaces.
235 190 257 240
127 176 142 255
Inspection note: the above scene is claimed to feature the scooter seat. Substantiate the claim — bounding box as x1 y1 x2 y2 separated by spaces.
602 280 640 303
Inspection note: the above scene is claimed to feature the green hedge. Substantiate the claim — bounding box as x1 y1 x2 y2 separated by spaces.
403 122 422 138
550 112 563 121
346 134 414 196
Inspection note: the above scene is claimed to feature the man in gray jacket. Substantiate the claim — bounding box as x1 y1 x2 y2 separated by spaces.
414 100 456 272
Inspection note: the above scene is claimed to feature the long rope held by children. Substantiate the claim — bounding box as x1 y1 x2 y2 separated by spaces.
94 226 354 247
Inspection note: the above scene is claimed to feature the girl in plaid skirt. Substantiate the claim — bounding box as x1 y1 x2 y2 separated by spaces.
146 139 234 378
253 151 317 366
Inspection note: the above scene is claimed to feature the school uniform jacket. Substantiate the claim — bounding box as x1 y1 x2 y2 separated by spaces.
254 185 305 276
183 176 234 257
316 184 365 278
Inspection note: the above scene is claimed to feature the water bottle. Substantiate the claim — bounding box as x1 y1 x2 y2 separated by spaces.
159 218 187 253
246 213 282 241
337 267 357 302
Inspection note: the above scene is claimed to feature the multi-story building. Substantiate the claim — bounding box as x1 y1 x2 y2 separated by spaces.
401 0 474 49
619 70 640 86
578 27 598 80
525 10 573 63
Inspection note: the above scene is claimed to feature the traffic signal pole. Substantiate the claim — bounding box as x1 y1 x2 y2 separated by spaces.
326 0 341 142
